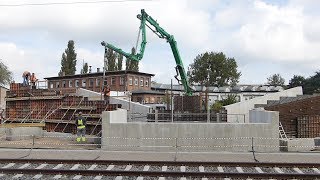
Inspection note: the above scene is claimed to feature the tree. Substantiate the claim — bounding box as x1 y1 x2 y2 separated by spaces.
187 52 241 87
267 73 285 86
0 61 12 86
106 48 117 71
59 40 77 76
288 75 305 88
81 62 88 74
210 94 239 112
303 71 320 94
126 47 139 72
117 54 123 70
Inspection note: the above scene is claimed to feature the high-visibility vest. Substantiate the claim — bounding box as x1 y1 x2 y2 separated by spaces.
77 119 85 129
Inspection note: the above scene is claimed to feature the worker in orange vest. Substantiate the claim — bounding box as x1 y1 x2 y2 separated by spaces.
103 85 111 105
30 73 38 89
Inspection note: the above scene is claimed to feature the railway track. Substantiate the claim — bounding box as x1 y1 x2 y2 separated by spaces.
0 159 319 179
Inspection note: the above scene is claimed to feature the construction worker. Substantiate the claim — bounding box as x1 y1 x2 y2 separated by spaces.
30 73 38 89
103 85 111 105
22 71 31 86
76 111 86 142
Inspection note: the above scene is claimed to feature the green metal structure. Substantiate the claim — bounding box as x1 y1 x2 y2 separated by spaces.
101 9 193 96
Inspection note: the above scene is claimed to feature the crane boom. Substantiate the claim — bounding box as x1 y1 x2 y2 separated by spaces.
101 9 193 95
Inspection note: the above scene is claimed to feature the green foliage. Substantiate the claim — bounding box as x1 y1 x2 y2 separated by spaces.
81 62 88 74
60 40 77 76
211 101 223 112
288 75 305 88
117 54 123 70
187 52 241 87
267 73 285 86
126 47 139 71
106 48 117 71
210 94 238 112
0 61 12 86
304 71 320 94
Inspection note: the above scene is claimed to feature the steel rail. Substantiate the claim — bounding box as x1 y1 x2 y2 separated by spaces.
0 159 319 168
0 169 319 179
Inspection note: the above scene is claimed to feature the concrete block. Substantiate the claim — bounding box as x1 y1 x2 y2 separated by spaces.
5 127 43 141
280 138 315 152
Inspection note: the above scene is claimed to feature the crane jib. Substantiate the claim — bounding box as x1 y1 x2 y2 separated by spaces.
101 9 193 96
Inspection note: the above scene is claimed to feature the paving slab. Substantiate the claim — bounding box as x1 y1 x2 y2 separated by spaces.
0 149 319 163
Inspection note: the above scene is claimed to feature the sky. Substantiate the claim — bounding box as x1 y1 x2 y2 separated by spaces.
0 0 320 86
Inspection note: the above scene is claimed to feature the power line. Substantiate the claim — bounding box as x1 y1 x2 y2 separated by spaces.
0 0 154 7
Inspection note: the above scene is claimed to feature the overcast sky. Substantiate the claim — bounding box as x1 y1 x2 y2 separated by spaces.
1 0 320 86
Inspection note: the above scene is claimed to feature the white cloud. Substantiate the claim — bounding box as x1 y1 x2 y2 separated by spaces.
0 42 60 83
1 0 320 86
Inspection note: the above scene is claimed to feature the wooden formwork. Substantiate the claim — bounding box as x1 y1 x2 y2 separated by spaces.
297 115 320 138
173 95 202 113
265 95 320 138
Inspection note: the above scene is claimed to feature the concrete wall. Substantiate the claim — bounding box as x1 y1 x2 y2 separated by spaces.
249 108 274 123
76 88 151 121
0 87 8 110
224 87 303 123
102 110 279 152
280 138 315 152
4 127 43 141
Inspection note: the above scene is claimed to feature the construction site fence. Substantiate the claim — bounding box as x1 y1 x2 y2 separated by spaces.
0 135 319 153
144 112 245 123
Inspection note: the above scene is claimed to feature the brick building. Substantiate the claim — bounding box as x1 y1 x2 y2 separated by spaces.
45 70 165 104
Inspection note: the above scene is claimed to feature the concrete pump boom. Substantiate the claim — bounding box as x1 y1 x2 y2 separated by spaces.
101 9 193 96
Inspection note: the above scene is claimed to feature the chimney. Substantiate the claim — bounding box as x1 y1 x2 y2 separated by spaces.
89 66 92 73
97 68 100 72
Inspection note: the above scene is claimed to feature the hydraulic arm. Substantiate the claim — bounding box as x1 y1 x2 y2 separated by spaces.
101 9 193 95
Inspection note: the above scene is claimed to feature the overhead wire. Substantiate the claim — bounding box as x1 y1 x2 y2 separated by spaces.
0 0 154 7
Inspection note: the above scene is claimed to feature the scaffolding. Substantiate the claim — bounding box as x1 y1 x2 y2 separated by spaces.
4 83 118 135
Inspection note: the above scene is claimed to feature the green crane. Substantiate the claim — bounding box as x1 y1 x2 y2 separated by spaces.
101 9 193 96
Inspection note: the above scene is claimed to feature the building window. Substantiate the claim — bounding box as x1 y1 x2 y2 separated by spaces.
120 77 125 85
140 77 144 87
134 78 138 86
82 79 86 87
62 80 66 88
129 77 133 85
75 80 79 87
56 81 60 88
69 80 73 87
145 78 149 87
111 77 116 85
50 82 53 89
89 79 94 87
96 79 101 87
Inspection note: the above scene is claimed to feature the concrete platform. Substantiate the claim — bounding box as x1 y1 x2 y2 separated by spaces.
0 149 319 163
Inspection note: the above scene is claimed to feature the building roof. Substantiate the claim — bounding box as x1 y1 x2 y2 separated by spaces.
151 83 284 93
45 70 155 80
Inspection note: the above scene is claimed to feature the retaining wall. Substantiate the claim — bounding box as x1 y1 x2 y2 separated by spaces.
224 87 302 123
3 127 43 141
101 109 279 152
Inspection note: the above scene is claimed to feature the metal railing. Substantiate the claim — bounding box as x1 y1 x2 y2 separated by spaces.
143 112 245 123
